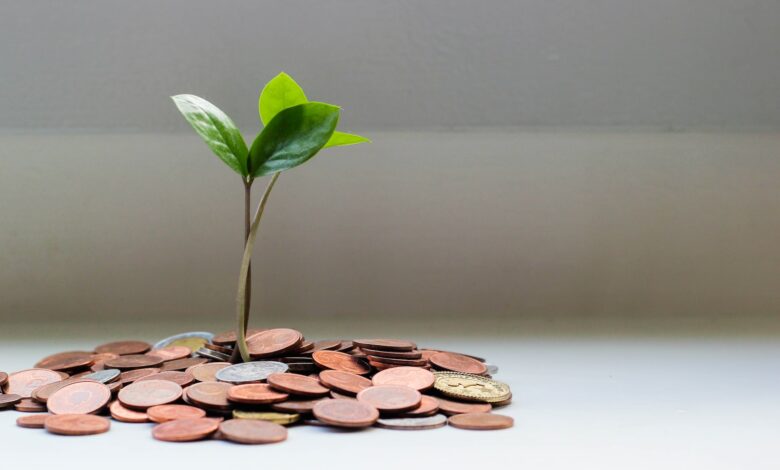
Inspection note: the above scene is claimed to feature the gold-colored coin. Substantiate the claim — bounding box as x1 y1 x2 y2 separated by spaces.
433 371 511 403
232 410 300 425
170 337 208 351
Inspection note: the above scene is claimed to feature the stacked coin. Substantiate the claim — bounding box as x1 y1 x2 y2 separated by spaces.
1 329 514 442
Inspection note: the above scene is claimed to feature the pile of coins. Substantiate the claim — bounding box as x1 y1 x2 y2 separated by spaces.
0 329 513 443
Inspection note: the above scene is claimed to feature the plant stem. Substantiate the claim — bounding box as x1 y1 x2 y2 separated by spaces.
236 172 281 362
243 178 252 332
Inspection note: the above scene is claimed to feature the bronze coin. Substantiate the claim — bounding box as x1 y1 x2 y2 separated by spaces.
104 354 163 371
399 395 440 417
448 412 514 430
372 366 435 391
422 349 486 363
136 371 195 387
246 328 303 358
367 355 429 367
330 390 357 400
337 340 356 352
109 400 148 423
429 352 487 375
267 373 330 397
147 404 206 423
4 369 63 397
0 371 7 386
15 398 47 412
47 381 111 415
204 342 233 354
212 328 266 346
0 393 22 407
119 368 160 384
227 384 289 404
318 370 373 395
89 352 120 372
435 396 492 415
356 385 422 413
95 340 151 356
271 397 329 414
45 414 110 435
16 413 50 428
187 362 230 382
34 353 94 372
146 346 191 362
32 377 97 403
311 340 342 352
107 380 123 394
312 351 370 375
293 340 314 354
152 417 220 442
360 348 423 359
160 357 208 372
186 381 233 409
34 351 93 369
312 398 379 428
353 339 416 352
118 379 182 410
219 419 287 444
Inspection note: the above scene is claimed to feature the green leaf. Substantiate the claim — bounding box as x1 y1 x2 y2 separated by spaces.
172 94 249 176
249 102 340 177
258 72 308 125
324 131 371 149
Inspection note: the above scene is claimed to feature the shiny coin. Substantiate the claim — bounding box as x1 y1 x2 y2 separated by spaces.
47 381 111 415
34 351 93 369
32 353 93 372
353 339 416 352
147 404 206 423
318 370 373 395
119 368 160 384
118 379 182 410
187 362 230 382
435 396 492 415
16 413 50 428
152 417 221 442
204 342 233 354
448 412 514 430
312 398 379 428
195 347 231 362
4 369 62 398
45 414 110 435
159 357 207 372
95 340 151 356
271 398 329 414
0 394 22 408
186 381 233 409
267 373 330 397
312 351 370 375
232 410 300 425
227 384 289 404
376 413 447 430
136 371 195 387
433 372 511 403
311 340 342 352
15 398 47 412
372 366 435 391
109 400 148 423
357 385 422 413
31 377 95 403
81 369 121 384
246 328 303 358
219 418 288 444
430 352 487 375
215 361 288 384
153 331 214 351
104 354 163 370
146 346 191 362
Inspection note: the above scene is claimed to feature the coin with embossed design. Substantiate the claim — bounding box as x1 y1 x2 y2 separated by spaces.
47 381 111 415
215 361 288 384
433 371 510 403
312 398 379 428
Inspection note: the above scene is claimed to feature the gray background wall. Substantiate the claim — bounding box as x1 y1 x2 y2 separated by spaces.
2 1 779 333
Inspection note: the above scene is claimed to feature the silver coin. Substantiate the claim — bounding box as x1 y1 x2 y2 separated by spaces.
485 364 499 375
153 331 214 350
375 414 448 430
195 347 231 362
81 369 120 384
215 361 288 384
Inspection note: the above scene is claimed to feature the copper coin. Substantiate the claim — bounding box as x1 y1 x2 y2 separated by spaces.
330 390 357 400
89 352 120 372
246 328 303 358
435 396 492 415
357 385 422 413
187 362 230 382
34 351 93 369
34 353 94 372
118 379 182 410
337 340 356 352
429 352 487 375
4 369 63 397
186 381 233 409
47 381 111 415
212 328 266 346
312 351 370 375
293 340 314 354
136 371 195 387
318 370 373 395
204 342 233 354
45 414 110 435
95 340 151 355
146 346 191 362
312 398 379 428
0 394 22 407
107 380 123 394
400 395 440 417
32 377 94 403
422 349 486 363
311 340 342 352
227 384 289 404
267 373 330 397
15 398 47 412
353 339 416 352
152 417 220 442
0 371 7 386
367 356 429 367
17 413 50 428
448 412 514 430
271 397 329 414
372 366 435 391
104 354 163 370
119 367 160 384
160 357 207 372
219 419 287 444
147 404 206 423
109 400 148 423
360 348 423 359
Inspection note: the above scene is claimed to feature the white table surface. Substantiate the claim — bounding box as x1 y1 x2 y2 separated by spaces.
1 335 778 470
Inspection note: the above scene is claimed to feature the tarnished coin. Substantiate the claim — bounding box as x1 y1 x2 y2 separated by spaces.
267 373 330 397
136 371 195 387
233 410 300 425
430 352 487 375
147 346 191 362
152 417 221 442
433 372 511 403
435 396 492 415
104 354 163 371
159 357 208 372
448 412 514 430
153 331 214 351
400 395 440 417
227 384 289 404
376 414 448 430
195 347 231 362
95 340 151 356
215 361 288 384
372 367 435 391
81 369 120 384
318 370 373 395
34 351 93 369
186 381 233 409
246 328 304 358
118 379 182 409
353 339 416 352
4 369 62 397
47 381 111 415
147 404 206 423
271 398 329 414
357 385 422 413
187 362 230 382
16 413 50 428
45 414 110 435
119 368 160 384
219 419 288 444
109 400 148 423
31 377 96 403
312 351 370 375
312 398 379 428
0 394 22 407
